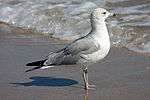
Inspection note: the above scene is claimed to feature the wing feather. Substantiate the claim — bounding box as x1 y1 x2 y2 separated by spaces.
44 36 100 65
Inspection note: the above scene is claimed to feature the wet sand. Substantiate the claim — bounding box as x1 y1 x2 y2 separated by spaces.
0 23 150 100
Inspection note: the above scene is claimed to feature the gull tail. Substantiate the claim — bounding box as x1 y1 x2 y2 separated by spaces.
25 65 54 72
25 66 42 72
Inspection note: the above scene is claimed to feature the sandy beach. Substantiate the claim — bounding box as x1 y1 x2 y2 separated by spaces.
0 23 150 100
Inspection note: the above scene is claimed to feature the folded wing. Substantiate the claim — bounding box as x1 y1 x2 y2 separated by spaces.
44 37 100 65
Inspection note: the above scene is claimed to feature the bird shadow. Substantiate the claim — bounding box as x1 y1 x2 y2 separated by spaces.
11 76 78 87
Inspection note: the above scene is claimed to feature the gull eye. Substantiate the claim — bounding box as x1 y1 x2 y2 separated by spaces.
102 12 106 14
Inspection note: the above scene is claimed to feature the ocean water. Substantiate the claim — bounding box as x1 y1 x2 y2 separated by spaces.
0 0 150 53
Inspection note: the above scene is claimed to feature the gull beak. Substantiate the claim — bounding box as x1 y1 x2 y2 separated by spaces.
113 13 116 16
109 13 116 17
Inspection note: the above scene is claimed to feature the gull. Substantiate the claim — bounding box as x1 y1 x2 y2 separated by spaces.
26 8 115 90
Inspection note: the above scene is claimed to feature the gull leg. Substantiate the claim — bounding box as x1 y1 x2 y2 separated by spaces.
82 67 95 90
83 67 88 89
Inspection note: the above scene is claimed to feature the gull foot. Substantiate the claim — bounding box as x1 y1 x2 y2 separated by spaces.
85 84 96 90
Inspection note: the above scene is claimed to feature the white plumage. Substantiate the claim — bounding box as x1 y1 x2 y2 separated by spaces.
26 8 115 90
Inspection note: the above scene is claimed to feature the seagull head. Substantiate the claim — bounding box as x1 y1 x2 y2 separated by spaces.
92 8 115 21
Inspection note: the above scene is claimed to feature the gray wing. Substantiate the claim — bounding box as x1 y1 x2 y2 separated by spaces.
63 36 100 55
44 36 100 65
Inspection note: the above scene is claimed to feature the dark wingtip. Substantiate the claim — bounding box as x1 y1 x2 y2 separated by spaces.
26 60 46 66
26 63 34 66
